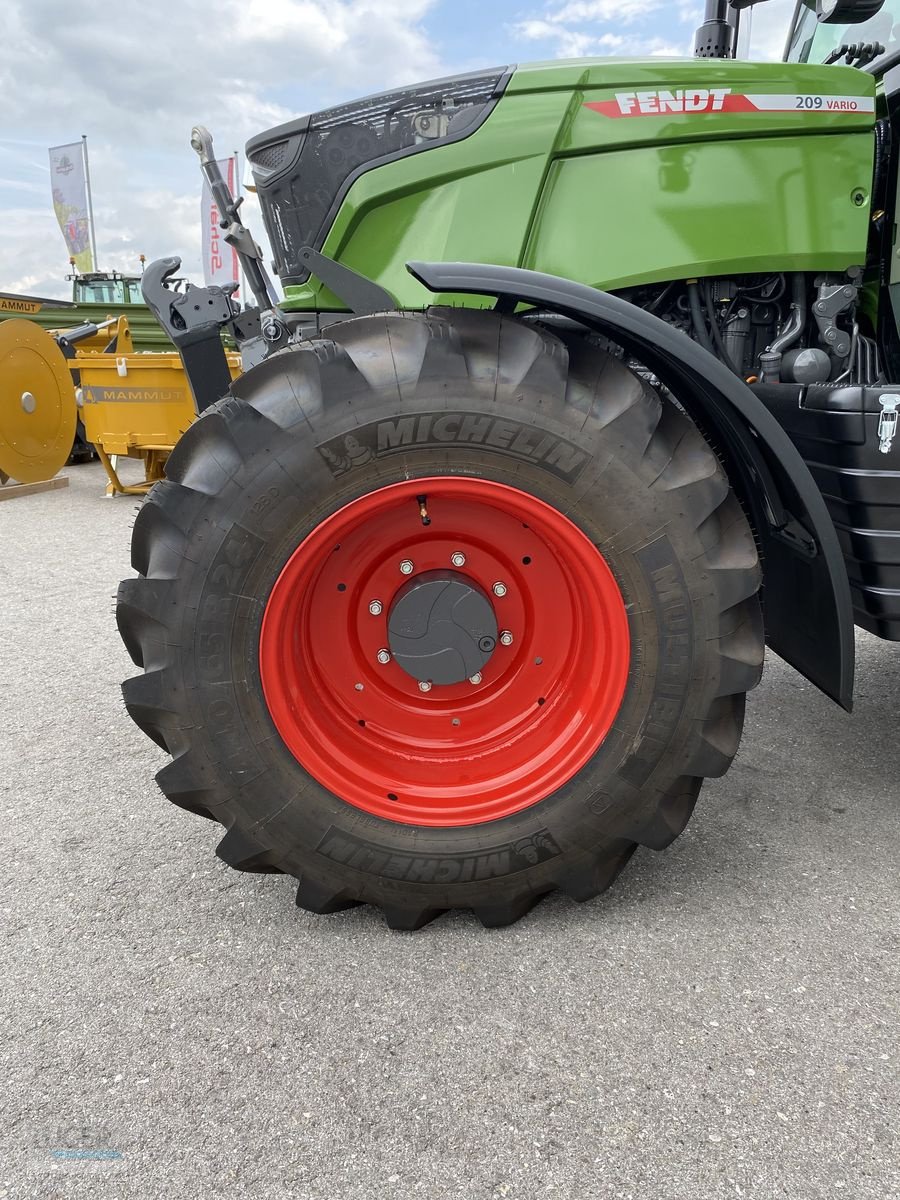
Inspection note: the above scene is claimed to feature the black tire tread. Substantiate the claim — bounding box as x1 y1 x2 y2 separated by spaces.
120 307 764 929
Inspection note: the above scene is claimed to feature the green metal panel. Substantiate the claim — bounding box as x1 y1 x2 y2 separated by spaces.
285 89 571 311
525 134 872 288
0 300 175 351
281 57 876 312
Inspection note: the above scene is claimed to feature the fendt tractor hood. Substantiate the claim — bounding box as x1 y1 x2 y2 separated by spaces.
246 58 876 310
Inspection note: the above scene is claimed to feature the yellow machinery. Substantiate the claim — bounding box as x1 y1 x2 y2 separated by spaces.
0 319 75 489
0 316 240 496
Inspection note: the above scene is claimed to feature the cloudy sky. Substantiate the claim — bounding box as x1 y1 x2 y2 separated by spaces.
1 0 791 299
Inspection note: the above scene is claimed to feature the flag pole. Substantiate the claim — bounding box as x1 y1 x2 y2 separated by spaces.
81 134 99 272
234 147 245 303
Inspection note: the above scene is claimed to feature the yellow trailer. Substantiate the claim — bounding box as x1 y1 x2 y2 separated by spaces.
0 315 239 496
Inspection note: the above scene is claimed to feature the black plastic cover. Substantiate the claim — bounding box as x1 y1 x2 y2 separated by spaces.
755 383 900 640
247 68 510 286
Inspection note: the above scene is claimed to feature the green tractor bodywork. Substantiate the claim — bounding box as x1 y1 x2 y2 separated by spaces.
271 60 876 314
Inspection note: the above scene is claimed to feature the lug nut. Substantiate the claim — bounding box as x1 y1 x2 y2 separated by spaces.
500 630 514 646
450 552 466 567
376 648 391 664
418 680 432 693
399 559 414 575
469 672 482 685
492 581 507 597
368 599 383 616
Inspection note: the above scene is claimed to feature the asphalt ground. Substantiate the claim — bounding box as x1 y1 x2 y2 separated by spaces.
1 458 897 1200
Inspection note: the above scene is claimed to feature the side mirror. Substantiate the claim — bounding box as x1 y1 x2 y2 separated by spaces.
816 0 885 24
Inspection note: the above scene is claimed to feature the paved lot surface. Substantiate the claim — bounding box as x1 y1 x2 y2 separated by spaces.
1 459 897 1199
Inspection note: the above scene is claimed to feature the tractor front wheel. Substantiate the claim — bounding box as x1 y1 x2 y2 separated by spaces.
117 308 764 928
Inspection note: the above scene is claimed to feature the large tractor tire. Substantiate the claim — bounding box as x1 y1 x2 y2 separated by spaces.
117 308 764 929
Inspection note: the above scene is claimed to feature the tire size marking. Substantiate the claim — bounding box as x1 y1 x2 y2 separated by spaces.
620 535 693 789
197 523 265 686
317 412 589 484
248 485 284 535
196 523 268 784
315 828 561 882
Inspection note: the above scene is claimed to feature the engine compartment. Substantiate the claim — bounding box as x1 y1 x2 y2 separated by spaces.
617 269 881 386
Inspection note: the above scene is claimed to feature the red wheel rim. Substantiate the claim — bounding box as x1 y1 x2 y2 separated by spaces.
259 477 630 827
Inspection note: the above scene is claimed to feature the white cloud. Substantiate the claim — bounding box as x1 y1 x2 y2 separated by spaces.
542 0 657 22
514 0 690 59
516 20 600 56
517 0 796 61
746 0 795 60
677 1 703 24
0 0 445 296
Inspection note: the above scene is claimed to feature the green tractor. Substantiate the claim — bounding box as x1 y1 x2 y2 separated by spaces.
119 0 900 928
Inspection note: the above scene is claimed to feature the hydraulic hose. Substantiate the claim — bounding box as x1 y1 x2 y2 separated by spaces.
768 273 806 356
702 280 742 376
687 280 716 357
759 273 806 383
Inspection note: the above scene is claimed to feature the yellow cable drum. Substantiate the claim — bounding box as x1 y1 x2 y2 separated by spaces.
0 314 241 494
0 319 76 484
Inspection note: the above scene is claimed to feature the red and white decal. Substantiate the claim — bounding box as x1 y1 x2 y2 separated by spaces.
585 89 875 117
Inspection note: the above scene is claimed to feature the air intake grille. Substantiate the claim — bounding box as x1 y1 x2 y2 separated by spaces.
252 141 289 171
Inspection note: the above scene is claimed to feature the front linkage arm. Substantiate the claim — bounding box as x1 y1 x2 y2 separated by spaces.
143 127 399 412
141 127 289 411
140 257 240 414
189 125 281 320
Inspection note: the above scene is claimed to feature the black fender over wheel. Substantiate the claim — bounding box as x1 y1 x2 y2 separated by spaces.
117 308 764 929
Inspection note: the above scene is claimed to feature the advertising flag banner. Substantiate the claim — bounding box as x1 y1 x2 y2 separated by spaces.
49 142 93 272
202 157 239 293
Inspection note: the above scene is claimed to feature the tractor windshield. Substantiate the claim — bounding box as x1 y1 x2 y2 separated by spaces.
73 278 129 304
785 0 900 66
71 276 147 305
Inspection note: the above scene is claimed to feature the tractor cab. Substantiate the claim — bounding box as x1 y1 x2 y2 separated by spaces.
69 271 146 306
785 0 899 66
68 267 186 307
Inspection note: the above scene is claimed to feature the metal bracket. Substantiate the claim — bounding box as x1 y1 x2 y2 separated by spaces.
812 274 859 360
140 257 237 414
772 515 818 558
878 394 899 453
191 125 279 312
141 256 238 340
297 245 396 315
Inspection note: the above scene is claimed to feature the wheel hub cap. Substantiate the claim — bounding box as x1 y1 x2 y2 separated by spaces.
387 570 498 685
